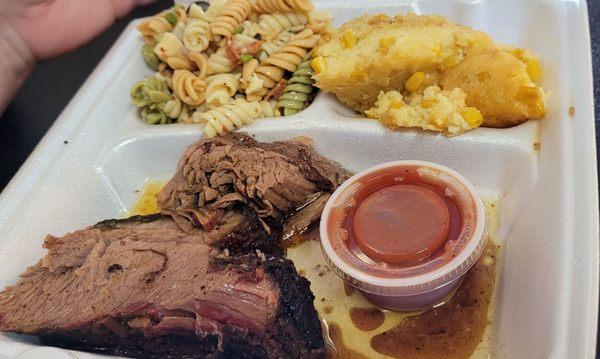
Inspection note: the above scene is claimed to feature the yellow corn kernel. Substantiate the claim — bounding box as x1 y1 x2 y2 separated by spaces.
528 100 546 118
511 48 525 59
405 72 425 93
311 56 325 73
517 86 542 102
524 58 542 82
518 86 546 118
390 101 404 109
461 107 484 127
434 116 447 127
442 54 462 70
341 30 357 49
420 99 436 109
349 69 366 80
378 36 396 54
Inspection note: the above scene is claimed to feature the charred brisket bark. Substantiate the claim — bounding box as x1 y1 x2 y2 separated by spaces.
0 210 324 358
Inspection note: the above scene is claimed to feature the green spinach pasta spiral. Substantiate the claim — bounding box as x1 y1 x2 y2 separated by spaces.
130 77 172 124
142 105 173 124
141 44 160 71
130 77 171 107
276 58 315 115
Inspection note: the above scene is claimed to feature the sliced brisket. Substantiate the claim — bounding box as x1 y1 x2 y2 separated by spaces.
158 133 348 233
0 210 323 358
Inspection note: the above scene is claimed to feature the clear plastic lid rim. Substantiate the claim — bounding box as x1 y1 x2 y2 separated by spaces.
319 160 488 296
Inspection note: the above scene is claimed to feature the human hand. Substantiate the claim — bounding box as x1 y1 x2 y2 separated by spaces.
2 0 155 60
0 0 155 114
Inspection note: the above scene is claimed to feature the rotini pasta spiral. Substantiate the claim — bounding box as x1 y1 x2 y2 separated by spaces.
153 32 182 61
255 12 308 39
154 33 193 70
131 77 173 124
205 73 241 108
242 58 259 82
253 28 319 97
184 20 210 52
189 2 208 19
141 44 160 70
233 33 259 47
130 77 171 107
193 99 263 137
142 105 171 124
252 0 313 14
207 47 235 75
245 75 265 101
262 29 319 72
259 100 281 117
239 59 263 100
276 58 314 115
166 57 194 70
210 0 252 39
172 5 188 24
188 52 209 79
240 19 258 37
258 27 297 60
172 21 186 40
172 70 207 105
137 16 172 44
156 64 174 89
164 96 191 123
183 4 210 52
206 0 228 18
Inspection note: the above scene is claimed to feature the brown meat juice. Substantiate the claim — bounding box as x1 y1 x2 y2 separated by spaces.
128 180 165 216
288 183 499 359
315 239 499 359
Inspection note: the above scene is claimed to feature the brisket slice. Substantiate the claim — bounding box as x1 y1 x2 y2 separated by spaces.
91 210 280 257
157 133 348 233
0 211 323 358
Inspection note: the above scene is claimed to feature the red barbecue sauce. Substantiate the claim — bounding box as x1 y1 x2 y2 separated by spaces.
328 166 464 271
353 184 450 265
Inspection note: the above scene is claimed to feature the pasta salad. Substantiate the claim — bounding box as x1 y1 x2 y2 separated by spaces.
130 0 327 137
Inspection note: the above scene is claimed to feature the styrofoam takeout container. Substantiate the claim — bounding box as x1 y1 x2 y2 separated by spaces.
0 0 596 358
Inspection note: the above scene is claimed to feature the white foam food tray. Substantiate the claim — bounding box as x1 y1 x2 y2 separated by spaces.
0 0 597 358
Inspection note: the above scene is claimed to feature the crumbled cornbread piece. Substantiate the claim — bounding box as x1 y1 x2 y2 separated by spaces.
365 86 483 136
313 13 547 128
439 49 546 128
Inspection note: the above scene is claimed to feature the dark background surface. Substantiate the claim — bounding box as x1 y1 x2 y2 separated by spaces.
0 0 598 355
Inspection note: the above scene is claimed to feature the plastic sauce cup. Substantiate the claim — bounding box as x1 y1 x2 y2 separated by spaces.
319 161 487 311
